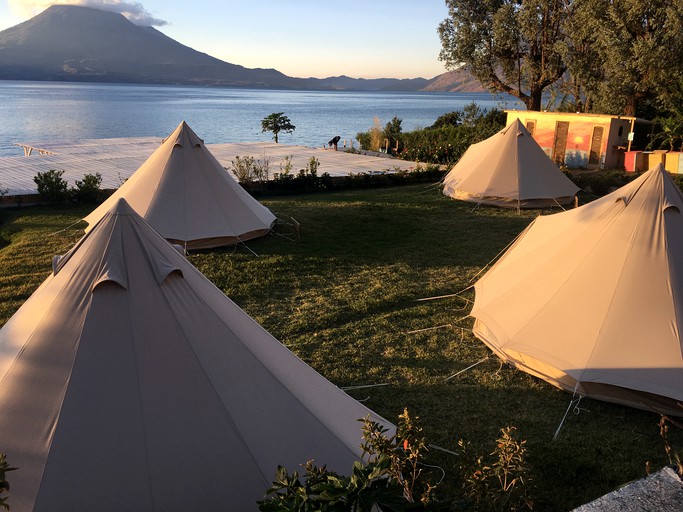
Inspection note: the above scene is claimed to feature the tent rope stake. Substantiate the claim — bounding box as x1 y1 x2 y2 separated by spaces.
444 356 490 381
340 383 389 391
553 396 584 440
404 324 452 335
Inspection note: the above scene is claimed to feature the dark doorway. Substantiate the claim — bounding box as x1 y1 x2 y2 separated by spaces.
553 121 569 164
589 126 604 166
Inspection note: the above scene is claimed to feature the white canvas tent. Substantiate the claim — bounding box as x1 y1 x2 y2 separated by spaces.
0 199 392 511
471 164 683 416
83 121 276 249
443 119 579 208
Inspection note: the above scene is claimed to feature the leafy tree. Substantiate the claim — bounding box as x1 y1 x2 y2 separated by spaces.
383 116 403 155
429 111 462 129
566 0 683 117
649 116 683 151
438 0 569 111
261 112 295 143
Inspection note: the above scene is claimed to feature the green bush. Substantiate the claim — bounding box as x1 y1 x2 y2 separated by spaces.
72 172 103 204
400 125 474 167
229 155 271 186
458 427 534 511
565 170 639 196
384 116 404 155
33 169 69 205
356 103 506 167
258 409 441 511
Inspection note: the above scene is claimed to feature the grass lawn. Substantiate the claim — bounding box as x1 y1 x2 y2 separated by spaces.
0 184 681 511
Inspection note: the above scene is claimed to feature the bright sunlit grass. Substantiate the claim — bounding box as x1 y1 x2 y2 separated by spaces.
0 185 680 510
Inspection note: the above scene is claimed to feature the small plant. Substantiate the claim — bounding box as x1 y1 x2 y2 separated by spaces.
72 172 103 204
305 156 319 175
229 155 270 185
258 408 440 511
33 169 69 205
369 117 383 152
457 427 534 511
279 155 293 176
659 415 683 478
0 453 16 511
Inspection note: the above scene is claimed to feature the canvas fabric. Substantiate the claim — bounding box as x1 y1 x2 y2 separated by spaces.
0 199 392 511
83 121 276 249
443 119 579 208
471 164 683 415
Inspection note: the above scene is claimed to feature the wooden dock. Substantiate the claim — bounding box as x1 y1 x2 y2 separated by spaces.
0 138 423 196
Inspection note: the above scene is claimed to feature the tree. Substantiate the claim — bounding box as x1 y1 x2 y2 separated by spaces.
438 0 569 111
261 112 295 143
383 116 403 154
566 0 683 117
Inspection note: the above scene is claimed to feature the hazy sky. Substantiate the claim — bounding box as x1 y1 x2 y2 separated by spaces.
1 0 451 79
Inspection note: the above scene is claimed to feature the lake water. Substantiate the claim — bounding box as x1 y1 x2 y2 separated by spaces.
0 81 521 157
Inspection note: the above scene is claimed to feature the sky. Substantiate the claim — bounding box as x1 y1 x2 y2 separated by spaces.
0 0 451 79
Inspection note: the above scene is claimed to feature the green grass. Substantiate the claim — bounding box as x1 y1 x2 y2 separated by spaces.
1 186 681 511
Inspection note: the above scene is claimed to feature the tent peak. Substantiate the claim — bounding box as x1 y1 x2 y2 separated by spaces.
110 197 136 215
163 121 204 148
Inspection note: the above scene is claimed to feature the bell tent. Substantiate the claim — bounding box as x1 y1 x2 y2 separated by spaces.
470 164 683 416
83 121 276 249
442 119 579 208
0 198 392 511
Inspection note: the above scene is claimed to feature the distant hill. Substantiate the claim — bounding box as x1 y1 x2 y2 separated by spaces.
0 5 484 93
420 69 486 93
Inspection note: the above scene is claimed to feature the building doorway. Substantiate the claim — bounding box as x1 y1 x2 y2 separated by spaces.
553 121 569 164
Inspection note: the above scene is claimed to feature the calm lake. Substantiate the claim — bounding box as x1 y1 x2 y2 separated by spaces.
0 81 521 157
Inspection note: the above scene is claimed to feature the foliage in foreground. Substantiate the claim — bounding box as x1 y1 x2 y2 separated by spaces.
0 453 15 511
658 415 683 478
258 409 440 511
259 409 536 512
458 427 534 512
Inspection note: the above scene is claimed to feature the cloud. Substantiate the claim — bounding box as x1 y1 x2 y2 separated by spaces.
8 0 168 26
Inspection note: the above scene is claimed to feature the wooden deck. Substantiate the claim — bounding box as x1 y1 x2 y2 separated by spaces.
0 138 422 196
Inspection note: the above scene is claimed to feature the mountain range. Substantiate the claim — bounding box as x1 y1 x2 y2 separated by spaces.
0 5 483 92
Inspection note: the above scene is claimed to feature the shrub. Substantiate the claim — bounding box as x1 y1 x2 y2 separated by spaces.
279 155 294 177
369 117 383 152
356 103 506 167
400 125 473 167
72 172 103 204
457 427 534 511
429 111 462 129
0 453 15 511
355 131 371 152
229 155 270 185
565 170 637 196
258 408 440 511
384 116 404 155
658 415 683 478
33 169 69 205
